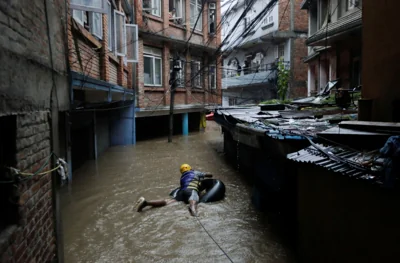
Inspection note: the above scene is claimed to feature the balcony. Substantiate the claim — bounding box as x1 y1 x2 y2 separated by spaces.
222 63 281 89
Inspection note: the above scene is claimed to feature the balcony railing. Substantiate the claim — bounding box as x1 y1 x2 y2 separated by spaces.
222 61 289 78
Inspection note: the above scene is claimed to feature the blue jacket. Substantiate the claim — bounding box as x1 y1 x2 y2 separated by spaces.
180 170 205 191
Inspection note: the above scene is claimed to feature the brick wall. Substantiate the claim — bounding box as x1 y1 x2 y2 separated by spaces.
279 0 291 31
123 70 129 88
67 2 132 89
70 37 102 79
290 38 308 98
294 0 308 32
0 112 56 263
109 60 118 84
135 0 222 111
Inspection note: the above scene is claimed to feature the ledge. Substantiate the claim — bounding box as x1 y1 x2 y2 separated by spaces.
191 88 205 93
261 22 274 30
169 22 186 30
143 14 164 23
192 30 204 37
108 53 119 64
144 86 164 91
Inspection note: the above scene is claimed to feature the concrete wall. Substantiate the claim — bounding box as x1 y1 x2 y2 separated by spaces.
222 0 279 48
297 164 400 263
0 1 69 113
362 1 400 121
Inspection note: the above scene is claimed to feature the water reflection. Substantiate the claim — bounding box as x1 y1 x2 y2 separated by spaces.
61 122 293 263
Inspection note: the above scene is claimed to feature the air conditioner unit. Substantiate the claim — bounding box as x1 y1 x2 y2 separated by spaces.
209 3 216 10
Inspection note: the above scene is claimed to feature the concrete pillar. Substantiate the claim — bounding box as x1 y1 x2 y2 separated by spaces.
110 103 135 145
182 112 189 136
93 111 98 159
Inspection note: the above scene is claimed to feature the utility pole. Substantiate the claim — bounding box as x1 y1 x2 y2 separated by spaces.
168 54 181 142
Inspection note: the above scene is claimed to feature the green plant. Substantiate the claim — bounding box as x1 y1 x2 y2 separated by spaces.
277 58 290 101
260 99 292 105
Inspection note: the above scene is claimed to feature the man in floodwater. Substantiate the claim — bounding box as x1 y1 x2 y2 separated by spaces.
135 164 212 216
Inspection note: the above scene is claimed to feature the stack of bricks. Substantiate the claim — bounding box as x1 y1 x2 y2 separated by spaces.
0 112 56 263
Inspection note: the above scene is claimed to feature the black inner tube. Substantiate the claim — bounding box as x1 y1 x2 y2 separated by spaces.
169 179 225 203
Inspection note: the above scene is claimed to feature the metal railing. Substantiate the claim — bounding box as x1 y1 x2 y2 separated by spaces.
222 61 289 78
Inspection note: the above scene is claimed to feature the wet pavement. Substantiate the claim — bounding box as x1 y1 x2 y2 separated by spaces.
61 122 294 263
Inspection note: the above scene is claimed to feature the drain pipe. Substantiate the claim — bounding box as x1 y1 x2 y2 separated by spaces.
131 3 137 144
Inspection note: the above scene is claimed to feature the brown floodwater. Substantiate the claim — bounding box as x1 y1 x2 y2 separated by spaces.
61 122 294 263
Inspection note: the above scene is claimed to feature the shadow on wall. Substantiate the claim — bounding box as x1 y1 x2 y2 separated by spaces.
297 164 400 263
136 113 201 141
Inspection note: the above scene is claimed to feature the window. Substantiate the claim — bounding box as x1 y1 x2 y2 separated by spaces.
72 10 103 39
169 0 184 24
144 46 162 86
91 12 103 39
107 1 114 51
152 0 162 16
170 59 185 87
143 0 162 17
191 60 201 88
125 24 139 62
190 0 203 31
209 65 216 89
229 97 237 106
209 3 216 34
72 9 85 25
347 0 358 10
277 45 284 59
243 17 250 32
71 0 107 14
262 15 273 25
114 10 126 56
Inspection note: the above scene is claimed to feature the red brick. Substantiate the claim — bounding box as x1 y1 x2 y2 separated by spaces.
18 190 31 206
12 242 27 262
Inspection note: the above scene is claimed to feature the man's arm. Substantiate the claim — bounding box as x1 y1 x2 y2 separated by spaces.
203 173 213 178
194 171 213 179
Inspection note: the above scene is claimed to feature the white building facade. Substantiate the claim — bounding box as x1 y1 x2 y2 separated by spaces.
221 0 309 106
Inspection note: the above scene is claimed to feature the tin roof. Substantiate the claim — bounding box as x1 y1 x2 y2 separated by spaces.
287 143 385 181
307 9 362 45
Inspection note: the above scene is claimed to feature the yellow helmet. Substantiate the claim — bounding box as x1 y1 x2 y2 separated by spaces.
180 164 192 174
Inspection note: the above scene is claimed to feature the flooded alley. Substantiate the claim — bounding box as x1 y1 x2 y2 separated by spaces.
61 122 294 263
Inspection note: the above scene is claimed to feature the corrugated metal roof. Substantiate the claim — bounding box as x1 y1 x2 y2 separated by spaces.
307 9 362 45
287 143 384 181
215 106 335 140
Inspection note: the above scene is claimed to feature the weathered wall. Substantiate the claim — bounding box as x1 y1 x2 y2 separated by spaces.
290 37 308 98
0 0 69 113
0 112 56 263
0 1 68 262
362 1 400 121
297 164 400 263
